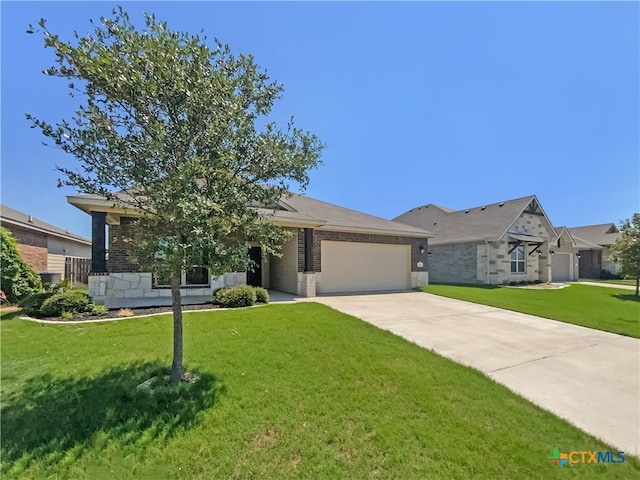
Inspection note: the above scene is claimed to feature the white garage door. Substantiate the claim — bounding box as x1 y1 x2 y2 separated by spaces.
319 241 410 294
552 253 571 282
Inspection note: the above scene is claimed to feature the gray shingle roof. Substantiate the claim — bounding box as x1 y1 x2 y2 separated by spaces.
0 204 91 244
570 235 603 250
394 195 542 245
568 224 621 247
274 194 434 237
68 192 434 238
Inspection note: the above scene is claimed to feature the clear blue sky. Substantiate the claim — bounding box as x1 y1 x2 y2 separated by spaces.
2 1 638 240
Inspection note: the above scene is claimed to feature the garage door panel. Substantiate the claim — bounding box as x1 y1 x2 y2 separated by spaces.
552 253 571 282
320 241 410 294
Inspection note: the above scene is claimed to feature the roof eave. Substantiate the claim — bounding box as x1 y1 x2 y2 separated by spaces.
319 224 434 238
0 217 91 245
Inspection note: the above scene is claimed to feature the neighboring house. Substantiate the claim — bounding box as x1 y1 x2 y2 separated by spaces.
67 193 434 308
394 195 579 284
568 223 621 278
549 226 581 282
0 204 92 280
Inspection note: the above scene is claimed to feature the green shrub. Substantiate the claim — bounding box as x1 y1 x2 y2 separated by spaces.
39 290 91 317
518 280 528 285
18 291 56 317
61 311 74 320
533 279 543 284
58 278 73 292
91 304 109 315
254 287 269 303
508 281 518 286
600 269 621 280
0 227 43 303
213 285 256 308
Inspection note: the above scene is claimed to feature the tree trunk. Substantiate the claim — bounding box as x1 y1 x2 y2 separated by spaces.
635 277 639 297
170 270 183 384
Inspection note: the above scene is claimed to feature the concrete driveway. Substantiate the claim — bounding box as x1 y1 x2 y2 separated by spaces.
305 291 640 456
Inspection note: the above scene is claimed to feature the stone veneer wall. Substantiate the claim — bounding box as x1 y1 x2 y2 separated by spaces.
429 213 555 285
474 213 553 285
89 271 246 308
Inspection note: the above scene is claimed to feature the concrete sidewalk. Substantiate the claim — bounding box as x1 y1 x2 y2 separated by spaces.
305 291 640 456
574 281 638 291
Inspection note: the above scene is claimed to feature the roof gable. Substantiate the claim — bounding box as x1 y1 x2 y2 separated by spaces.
567 223 621 247
552 226 577 247
394 195 557 245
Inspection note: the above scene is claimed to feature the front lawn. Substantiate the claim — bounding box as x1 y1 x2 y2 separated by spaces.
580 278 638 287
421 284 639 338
2 304 638 479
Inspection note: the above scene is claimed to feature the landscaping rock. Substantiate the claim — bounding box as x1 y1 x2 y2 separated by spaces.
136 376 160 393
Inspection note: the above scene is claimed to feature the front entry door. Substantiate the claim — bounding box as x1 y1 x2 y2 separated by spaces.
247 247 262 287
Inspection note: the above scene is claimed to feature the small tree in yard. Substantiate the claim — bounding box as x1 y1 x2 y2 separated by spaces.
27 8 323 383
0 227 43 303
609 214 640 296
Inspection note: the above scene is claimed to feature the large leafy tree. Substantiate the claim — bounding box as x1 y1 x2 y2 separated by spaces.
609 214 640 296
27 8 323 383
0 227 43 303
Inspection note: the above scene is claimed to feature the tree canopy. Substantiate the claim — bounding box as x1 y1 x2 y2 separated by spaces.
0 227 43 303
609 213 640 296
28 8 323 382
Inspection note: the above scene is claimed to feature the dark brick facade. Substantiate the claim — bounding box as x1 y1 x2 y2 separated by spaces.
427 242 477 284
108 217 141 273
107 219 430 276
578 250 601 279
3 224 48 272
297 229 428 273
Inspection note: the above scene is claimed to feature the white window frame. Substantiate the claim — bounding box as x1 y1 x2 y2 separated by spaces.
510 245 526 273
154 267 211 288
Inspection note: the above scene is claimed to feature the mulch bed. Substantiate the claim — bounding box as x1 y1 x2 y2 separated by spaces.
36 303 220 322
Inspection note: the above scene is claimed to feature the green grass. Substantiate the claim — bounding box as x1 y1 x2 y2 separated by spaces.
2 304 638 479
579 278 638 287
421 284 639 338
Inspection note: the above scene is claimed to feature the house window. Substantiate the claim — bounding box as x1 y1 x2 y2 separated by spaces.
185 267 209 286
510 245 526 273
154 267 210 287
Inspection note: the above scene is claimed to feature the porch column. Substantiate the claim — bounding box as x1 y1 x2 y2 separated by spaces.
304 228 315 272
91 211 107 273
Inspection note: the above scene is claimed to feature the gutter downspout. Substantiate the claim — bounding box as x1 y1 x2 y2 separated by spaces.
485 239 490 285
547 240 552 283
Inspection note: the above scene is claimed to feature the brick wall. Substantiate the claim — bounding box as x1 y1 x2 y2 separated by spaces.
108 217 141 273
578 250 601 278
297 229 429 273
428 242 477 283
3 224 48 272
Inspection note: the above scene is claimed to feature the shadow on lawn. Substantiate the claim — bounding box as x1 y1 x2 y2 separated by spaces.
613 293 640 303
0 309 23 321
1 362 222 475
425 283 501 290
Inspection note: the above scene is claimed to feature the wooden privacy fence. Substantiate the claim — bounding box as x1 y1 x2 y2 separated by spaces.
65 257 91 285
